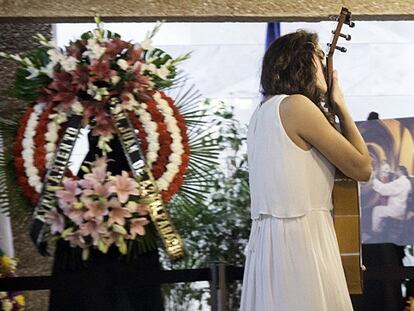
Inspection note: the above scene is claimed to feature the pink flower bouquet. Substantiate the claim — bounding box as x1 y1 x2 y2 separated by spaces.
45 157 152 259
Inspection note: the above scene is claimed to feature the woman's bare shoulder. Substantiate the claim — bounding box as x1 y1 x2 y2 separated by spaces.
281 94 320 113
280 94 325 128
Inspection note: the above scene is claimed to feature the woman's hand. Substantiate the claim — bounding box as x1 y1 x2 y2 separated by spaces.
330 70 348 120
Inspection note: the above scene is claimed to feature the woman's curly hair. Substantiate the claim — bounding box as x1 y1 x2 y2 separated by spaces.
260 30 333 122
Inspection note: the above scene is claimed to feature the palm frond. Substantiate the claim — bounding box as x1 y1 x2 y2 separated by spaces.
0 106 33 216
0 130 9 215
162 74 224 216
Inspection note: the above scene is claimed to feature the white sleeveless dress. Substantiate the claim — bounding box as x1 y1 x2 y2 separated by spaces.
240 95 353 311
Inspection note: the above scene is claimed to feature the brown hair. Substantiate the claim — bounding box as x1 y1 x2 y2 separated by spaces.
260 30 328 114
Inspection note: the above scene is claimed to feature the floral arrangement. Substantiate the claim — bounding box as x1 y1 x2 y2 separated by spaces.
1 18 220 259
0 251 25 311
46 156 153 259
2 18 190 207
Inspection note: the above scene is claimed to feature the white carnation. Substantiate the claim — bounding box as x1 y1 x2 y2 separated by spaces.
22 139 32 149
153 92 162 101
146 151 158 163
171 143 184 154
46 153 54 162
34 103 45 113
156 178 169 190
148 143 160 152
166 163 179 174
161 105 173 115
169 153 182 165
45 131 58 143
27 166 39 176
117 59 129 71
147 132 159 142
35 183 43 193
22 149 33 160
71 101 84 114
144 121 157 132
163 171 175 183
139 112 151 123
111 75 121 85
28 177 38 187
171 132 182 141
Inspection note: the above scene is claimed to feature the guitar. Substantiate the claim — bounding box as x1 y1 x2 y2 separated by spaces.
326 7 363 295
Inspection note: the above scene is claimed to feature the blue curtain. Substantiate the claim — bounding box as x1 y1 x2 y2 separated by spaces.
265 22 281 50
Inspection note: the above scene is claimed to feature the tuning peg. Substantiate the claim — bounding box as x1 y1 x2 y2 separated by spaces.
327 43 347 53
345 20 355 28
331 30 352 40
336 46 347 52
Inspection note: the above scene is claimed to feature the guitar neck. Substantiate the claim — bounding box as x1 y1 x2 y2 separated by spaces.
325 6 352 117
325 55 334 113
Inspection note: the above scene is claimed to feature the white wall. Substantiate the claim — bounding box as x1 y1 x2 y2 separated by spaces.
282 21 414 121
56 21 414 124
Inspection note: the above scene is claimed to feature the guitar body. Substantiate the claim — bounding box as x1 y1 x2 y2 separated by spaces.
326 7 363 294
333 171 363 294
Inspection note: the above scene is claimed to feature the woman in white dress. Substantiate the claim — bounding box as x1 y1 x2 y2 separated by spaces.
240 31 371 310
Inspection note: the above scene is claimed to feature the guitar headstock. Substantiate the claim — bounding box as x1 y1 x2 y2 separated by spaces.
327 7 354 59
326 7 354 112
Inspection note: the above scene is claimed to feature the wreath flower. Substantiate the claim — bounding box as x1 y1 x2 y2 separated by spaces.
3 18 191 206
0 251 25 310
1 18 220 259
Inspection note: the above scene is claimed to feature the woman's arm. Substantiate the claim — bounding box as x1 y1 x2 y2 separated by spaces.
330 70 371 178
280 72 371 181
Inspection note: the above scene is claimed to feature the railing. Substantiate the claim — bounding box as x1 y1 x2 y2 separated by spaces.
2 264 414 310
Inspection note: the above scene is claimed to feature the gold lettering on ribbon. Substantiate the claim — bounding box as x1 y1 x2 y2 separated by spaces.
33 113 83 226
109 98 185 260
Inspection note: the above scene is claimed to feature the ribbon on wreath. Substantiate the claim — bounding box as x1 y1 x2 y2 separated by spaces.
31 111 83 249
109 98 185 261
31 100 185 261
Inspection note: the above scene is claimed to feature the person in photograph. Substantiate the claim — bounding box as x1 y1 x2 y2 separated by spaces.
377 159 393 206
379 160 392 182
371 165 412 233
240 30 371 311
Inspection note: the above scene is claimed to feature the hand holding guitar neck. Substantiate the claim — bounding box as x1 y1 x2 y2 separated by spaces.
330 70 348 121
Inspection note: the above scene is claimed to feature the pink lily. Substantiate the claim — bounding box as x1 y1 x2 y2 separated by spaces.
82 197 109 221
62 205 85 225
136 204 149 216
79 219 108 245
56 178 81 206
108 199 132 226
82 181 112 198
64 230 86 248
129 217 149 239
109 171 140 203
45 208 65 234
